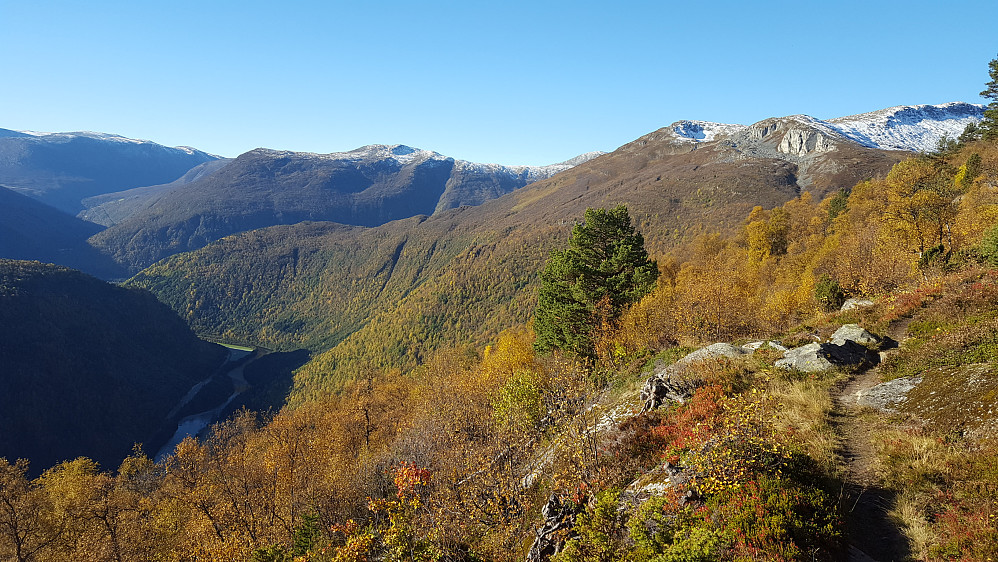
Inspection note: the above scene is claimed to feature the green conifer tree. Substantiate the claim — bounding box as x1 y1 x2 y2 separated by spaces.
534 205 658 357
981 55 998 141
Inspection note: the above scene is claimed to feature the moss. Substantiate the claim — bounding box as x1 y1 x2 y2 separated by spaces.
899 364 998 433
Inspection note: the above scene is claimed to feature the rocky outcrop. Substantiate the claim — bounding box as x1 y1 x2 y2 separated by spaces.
680 342 751 363
857 376 922 411
775 341 876 372
778 127 836 156
526 494 580 562
640 343 751 411
640 375 700 412
775 324 883 373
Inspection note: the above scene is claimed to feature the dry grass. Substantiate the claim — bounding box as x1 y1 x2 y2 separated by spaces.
892 491 936 560
767 374 844 476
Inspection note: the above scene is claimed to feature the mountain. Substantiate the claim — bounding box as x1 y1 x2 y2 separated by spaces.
0 128 219 213
826 101 983 152
78 158 233 227
666 102 984 153
129 105 920 396
87 145 602 272
0 186 127 278
0 259 228 471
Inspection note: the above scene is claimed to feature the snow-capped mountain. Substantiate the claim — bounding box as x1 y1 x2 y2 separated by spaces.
662 102 984 154
827 102 983 152
296 143 603 181
0 128 219 213
84 144 605 272
12 129 211 156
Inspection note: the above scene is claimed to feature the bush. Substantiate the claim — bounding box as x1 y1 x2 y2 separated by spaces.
976 223 998 267
492 370 543 432
814 274 845 312
707 473 840 561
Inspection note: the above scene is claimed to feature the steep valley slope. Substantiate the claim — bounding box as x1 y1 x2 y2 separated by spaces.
0 260 228 472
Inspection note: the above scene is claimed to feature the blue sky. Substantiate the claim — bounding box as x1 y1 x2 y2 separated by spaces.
2 0 996 165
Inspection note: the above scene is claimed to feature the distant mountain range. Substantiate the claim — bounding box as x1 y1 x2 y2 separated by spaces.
0 128 219 214
84 145 603 272
666 102 983 152
0 102 984 278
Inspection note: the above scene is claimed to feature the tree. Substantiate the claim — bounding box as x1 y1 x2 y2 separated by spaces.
982 55 998 141
534 205 658 357
882 158 959 257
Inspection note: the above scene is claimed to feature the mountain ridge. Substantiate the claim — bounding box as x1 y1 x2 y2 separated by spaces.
85 145 604 273
664 101 983 152
0 128 219 213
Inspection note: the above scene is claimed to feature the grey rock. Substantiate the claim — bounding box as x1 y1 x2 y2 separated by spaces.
663 461 690 488
680 342 750 363
775 341 878 373
841 298 875 311
640 344 748 411
640 368 699 411
831 324 881 348
857 376 922 411
767 340 789 352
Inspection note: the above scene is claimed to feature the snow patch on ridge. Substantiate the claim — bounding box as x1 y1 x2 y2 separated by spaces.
15 129 212 156
671 120 746 143
294 144 601 181
826 102 984 153
456 151 604 181
665 102 983 153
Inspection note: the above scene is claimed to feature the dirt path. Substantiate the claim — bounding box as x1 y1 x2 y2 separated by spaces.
832 323 912 562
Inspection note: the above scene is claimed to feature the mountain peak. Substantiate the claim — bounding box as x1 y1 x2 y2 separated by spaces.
660 102 983 154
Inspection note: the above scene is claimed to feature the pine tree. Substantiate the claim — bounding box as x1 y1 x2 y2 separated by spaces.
533 205 658 357
981 55 998 141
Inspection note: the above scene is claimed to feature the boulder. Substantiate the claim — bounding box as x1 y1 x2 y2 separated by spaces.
640 368 699 411
680 342 750 363
767 340 789 352
641 344 749 411
830 324 881 348
775 340 878 373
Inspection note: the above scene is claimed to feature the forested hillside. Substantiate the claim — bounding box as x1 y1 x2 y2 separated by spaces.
0 260 228 471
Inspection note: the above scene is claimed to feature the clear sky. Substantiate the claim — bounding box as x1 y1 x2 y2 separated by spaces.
2 0 996 165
